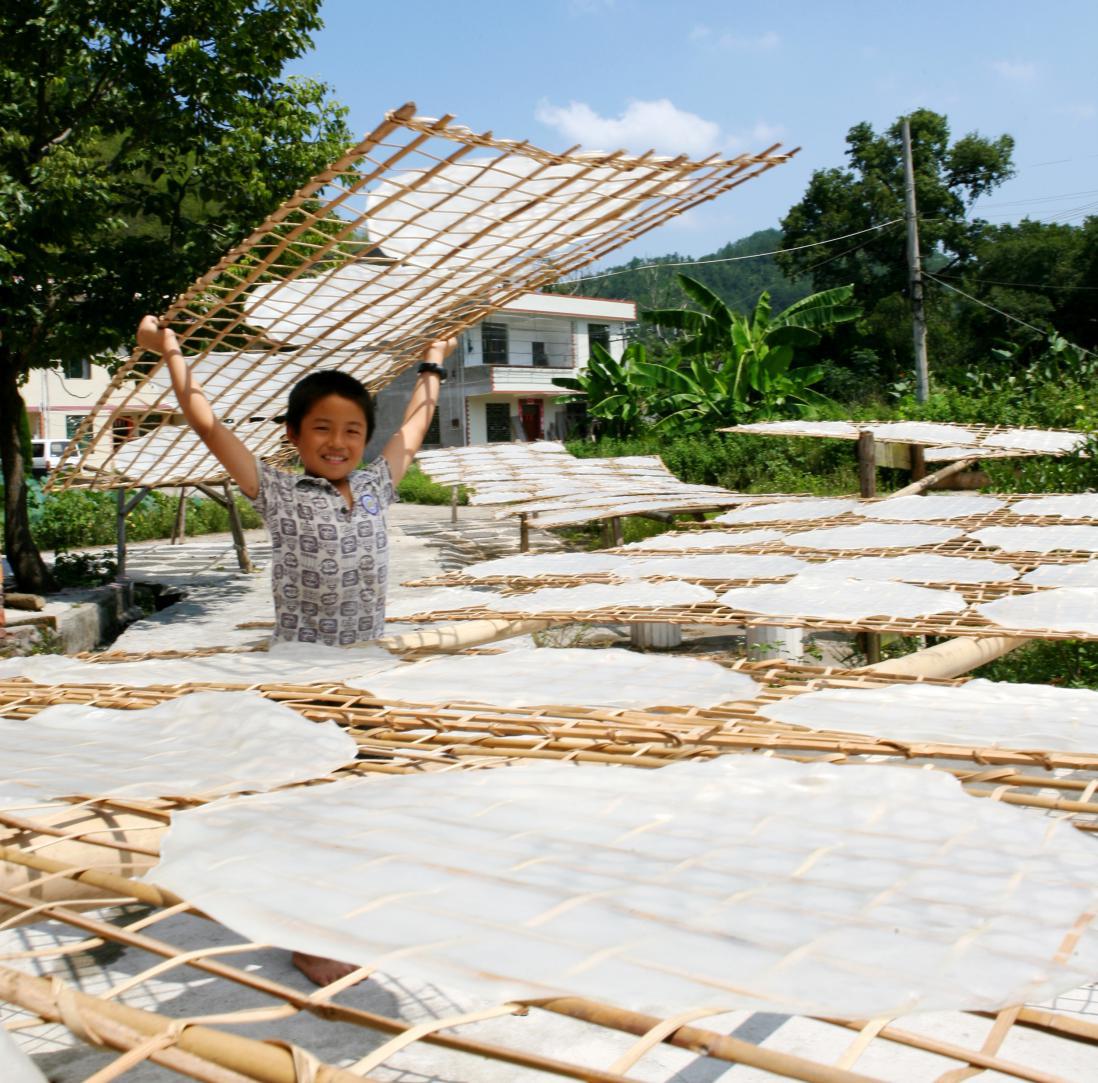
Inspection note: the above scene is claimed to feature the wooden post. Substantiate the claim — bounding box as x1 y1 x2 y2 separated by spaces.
171 486 187 544
909 444 926 482
610 516 623 546
856 431 877 498
902 116 930 403
519 513 529 553
450 484 459 524
223 482 254 573
116 488 127 579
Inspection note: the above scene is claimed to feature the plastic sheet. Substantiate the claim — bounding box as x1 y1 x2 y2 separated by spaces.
0 691 356 805
150 758 1098 1018
757 678 1098 752
355 647 760 708
719 575 966 620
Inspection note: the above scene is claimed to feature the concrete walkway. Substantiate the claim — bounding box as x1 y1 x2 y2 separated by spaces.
106 502 562 652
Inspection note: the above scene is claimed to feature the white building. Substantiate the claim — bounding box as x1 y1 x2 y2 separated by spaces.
375 292 636 449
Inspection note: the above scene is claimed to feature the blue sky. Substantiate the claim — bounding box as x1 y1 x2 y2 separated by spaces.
288 0 1097 265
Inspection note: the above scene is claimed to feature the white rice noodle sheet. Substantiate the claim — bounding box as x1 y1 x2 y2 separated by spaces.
978 588 1098 636
366 157 683 269
715 499 858 524
802 555 1017 585
354 647 760 708
478 581 716 615
860 494 1006 521
1011 494 1098 519
719 576 965 621
621 529 783 552
0 691 355 806
0 641 404 688
868 422 976 445
0 1028 46 1083
149 758 1098 1018
757 679 1098 753
625 554 809 581
386 587 500 618
730 420 858 438
983 430 1086 454
1021 562 1098 587
971 526 1098 554
784 523 964 551
460 552 634 579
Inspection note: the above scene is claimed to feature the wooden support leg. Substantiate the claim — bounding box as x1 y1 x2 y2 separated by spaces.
450 484 459 524
856 431 876 498
116 488 127 579
224 482 254 573
610 516 623 546
171 486 187 544
909 444 926 482
519 513 530 553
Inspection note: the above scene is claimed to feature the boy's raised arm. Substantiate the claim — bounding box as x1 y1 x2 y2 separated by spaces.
382 337 456 486
136 316 260 499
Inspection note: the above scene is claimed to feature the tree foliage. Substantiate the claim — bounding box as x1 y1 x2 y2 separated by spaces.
0 1 351 589
778 109 1015 308
554 277 859 435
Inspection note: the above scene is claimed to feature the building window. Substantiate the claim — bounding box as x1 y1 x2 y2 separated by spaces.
588 324 610 354
481 322 508 365
63 357 92 380
485 402 512 443
65 414 91 449
532 341 548 367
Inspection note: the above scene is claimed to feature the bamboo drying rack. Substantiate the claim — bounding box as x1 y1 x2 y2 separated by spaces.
49 104 797 493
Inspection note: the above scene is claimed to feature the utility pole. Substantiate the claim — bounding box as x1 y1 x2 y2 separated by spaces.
901 117 930 403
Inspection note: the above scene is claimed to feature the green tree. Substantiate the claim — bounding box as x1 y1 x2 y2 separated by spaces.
1 1 350 591
779 109 1014 303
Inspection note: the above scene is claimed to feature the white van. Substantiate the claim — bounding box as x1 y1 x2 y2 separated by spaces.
31 438 70 477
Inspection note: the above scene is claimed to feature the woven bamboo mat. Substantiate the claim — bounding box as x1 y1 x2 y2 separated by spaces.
1 749 1095 1081
3 853 1094 1083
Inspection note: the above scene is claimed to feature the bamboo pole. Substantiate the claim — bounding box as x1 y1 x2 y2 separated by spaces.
0 965 369 1083
860 634 1029 679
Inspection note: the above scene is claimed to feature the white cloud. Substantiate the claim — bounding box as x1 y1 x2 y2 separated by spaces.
718 30 780 50
992 59 1037 81
691 27 780 50
536 98 723 157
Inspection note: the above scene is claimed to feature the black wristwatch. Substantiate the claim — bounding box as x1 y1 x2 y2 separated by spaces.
418 362 447 381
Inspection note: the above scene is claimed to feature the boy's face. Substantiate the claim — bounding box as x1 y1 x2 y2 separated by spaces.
287 393 369 484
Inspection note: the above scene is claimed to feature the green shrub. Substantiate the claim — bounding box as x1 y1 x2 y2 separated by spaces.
397 464 467 505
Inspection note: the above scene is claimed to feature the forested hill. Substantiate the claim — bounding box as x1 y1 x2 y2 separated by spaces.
554 228 812 313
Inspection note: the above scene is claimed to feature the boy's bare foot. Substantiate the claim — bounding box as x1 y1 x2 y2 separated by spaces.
292 951 362 987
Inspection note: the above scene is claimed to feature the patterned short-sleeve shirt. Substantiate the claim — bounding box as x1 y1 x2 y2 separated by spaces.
250 460 398 646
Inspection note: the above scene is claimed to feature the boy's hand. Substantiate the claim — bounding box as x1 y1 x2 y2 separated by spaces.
423 336 458 364
136 315 178 354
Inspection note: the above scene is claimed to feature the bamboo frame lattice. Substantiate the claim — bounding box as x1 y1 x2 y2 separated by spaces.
722 420 1091 460
2 675 1097 1081
49 103 797 492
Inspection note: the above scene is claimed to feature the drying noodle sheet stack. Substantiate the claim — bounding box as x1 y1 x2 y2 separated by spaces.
49 105 796 491
414 442 754 526
723 420 1089 460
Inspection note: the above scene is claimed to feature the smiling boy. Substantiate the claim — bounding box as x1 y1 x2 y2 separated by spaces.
137 317 454 648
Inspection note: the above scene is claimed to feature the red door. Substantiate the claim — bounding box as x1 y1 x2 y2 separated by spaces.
519 398 543 442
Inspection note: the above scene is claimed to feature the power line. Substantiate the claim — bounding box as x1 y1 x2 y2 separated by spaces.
934 273 1098 292
561 218 905 289
925 272 1097 359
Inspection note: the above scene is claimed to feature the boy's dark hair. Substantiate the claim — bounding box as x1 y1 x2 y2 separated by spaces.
285 370 375 437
